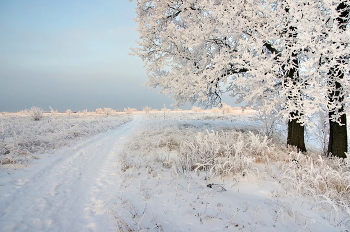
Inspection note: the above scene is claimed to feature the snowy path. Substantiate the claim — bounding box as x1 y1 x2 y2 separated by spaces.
0 115 141 232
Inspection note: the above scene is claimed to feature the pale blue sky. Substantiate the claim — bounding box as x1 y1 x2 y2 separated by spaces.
0 0 177 112
0 0 239 112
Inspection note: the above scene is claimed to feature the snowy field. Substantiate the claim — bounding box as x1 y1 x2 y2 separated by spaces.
0 110 349 231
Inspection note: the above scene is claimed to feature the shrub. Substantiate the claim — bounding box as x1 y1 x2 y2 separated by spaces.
96 108 104 114
124 107 137 114
254 109 281 137
20 110 29 115
143 106 151 113
103 108 113 116
29 106 43 121
221 103 232 114
211 107 221 113
191 106 202 112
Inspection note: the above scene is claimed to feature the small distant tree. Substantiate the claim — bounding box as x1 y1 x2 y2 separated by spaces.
161 105 171 119
66 109 72 115
161 106 171 112
221 103 232 115
96 108 104 114
29 106 43 121
143 106 151 113
124 107 137 114
103 108 113 116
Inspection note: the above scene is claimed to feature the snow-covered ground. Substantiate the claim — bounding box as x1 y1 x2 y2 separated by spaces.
0 111 349 231
0 114 139 231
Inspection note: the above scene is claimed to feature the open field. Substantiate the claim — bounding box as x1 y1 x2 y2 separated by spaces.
0 110 349 231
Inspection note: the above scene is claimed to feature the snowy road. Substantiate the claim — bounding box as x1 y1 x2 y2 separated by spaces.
0 115 141 232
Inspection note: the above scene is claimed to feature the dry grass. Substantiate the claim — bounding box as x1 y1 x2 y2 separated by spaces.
121 119 350 216
0 114 132 167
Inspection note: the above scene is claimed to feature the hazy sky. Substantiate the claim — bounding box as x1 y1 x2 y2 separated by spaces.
0 0 238 112
0 0 175 112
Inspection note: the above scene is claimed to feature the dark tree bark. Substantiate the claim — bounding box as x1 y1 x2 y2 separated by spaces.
288 114 306 152
264 24 307 152
328 69 348 158
327 2 349 158
328 112 347 158
284 32 307 152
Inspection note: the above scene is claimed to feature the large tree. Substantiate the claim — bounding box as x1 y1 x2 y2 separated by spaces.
131 0 349 155
324 1 349 157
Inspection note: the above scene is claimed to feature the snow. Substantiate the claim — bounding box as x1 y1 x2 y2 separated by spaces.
0 115 141 231
0 111 349 231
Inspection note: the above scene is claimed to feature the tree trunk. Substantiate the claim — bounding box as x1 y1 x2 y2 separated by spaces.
287 112 307 152
264 19 307 152
327 2 349 158
285 47 306 152
328 113 347 158
328 75 348 158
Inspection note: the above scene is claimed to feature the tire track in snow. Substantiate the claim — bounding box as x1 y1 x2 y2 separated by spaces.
0 115 141 232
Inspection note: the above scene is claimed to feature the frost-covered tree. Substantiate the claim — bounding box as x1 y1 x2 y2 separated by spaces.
293 0 349 157
131 0 349 155
323 1 349 158
143 106 152 113
103 108 113 116
131 0 248 107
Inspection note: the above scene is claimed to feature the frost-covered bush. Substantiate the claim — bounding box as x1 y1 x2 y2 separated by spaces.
179 130 273 175
103 108 113 116
121 115 350 218
191 106 202 112
161 107 170 112
29 106 43 121
254 110 282 138
211 107 221 113
0 114 132 167
221 103 232 114
122 119 275 177
306 111 330 155
19 110 29 115
143 106 151 113
279 153 350 213
124 107 137 114
95 108 104 114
